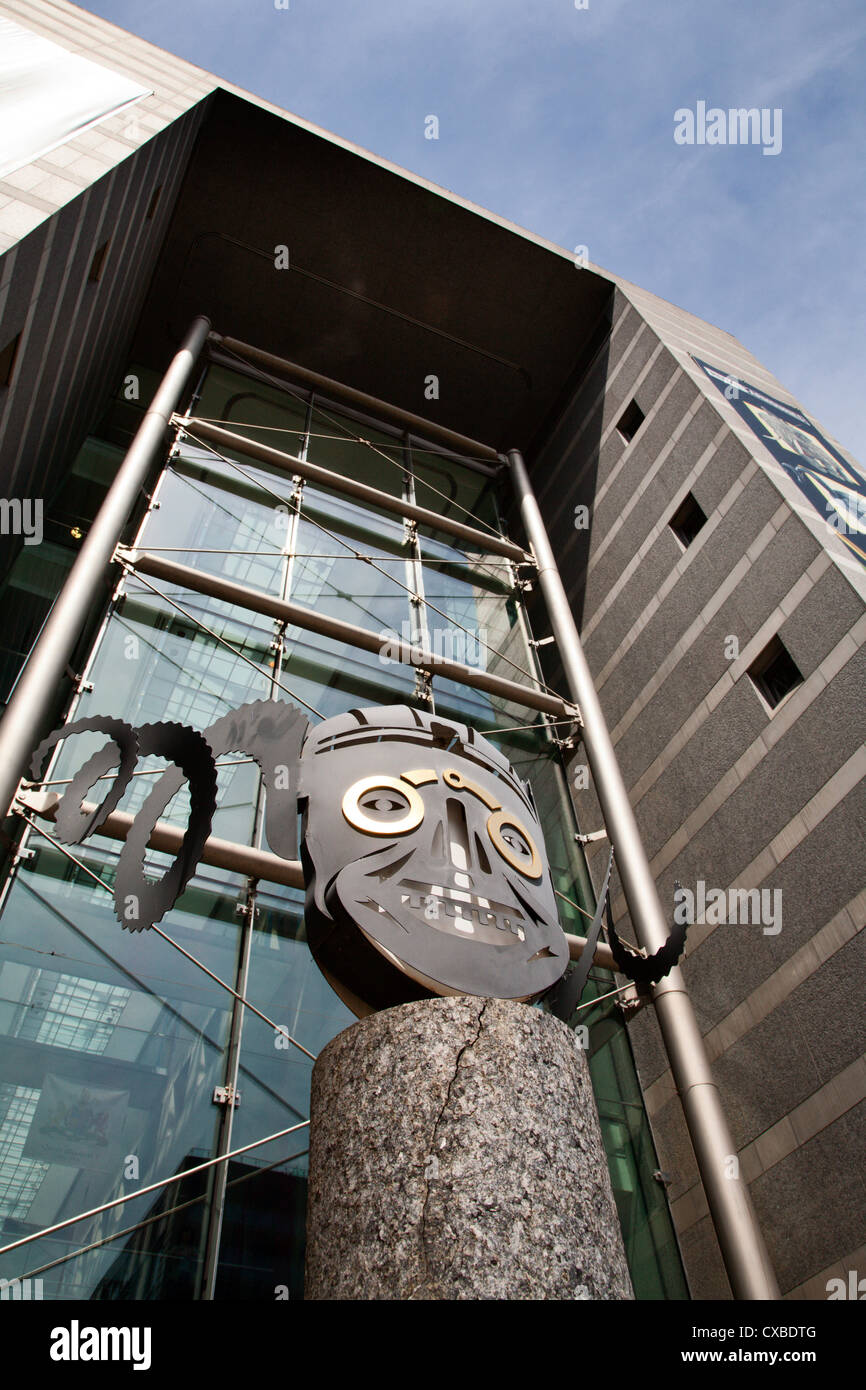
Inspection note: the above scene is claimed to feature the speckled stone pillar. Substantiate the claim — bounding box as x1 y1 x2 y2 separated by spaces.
304 996 633 1300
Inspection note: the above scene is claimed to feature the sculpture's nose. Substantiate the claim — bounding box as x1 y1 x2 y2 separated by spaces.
447 795 471 881
443 794 498 891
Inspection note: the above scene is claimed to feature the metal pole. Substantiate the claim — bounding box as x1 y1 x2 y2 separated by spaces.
175 417 526 563
15 788 305 886
507 448 779 1301
210 334 503 468
120 549 577 720
200 883 256 1299
0 315 212 820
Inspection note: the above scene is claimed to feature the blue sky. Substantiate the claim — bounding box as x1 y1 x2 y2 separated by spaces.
82 0 865 461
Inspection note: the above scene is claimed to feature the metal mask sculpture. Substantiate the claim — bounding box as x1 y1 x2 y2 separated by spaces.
299 706 568 1012
24 698 685 1017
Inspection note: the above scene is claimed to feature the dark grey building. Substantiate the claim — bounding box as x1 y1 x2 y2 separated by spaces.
0 0 863 1301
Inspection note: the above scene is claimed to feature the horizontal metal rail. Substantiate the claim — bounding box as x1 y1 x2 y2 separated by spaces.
16 789 305 888
209 333 503 469
15 791 612 969
117 548 578 721
173 416 527 563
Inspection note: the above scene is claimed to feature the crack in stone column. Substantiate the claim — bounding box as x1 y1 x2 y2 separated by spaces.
408 996 488 1299
305 997 633 1299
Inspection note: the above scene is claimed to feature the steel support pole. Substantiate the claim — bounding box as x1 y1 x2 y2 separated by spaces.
507 448 779 1301
200 882 255 1300
0 315 212 820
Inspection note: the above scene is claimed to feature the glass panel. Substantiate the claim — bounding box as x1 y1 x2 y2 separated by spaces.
282 631 418 713
214 884 351 1299
286 482 418 703
306 398 406 498
293 500 409 640
195 364 310 459
412 448 501 538
585 1004 690 1299
0 435 125 706
0 543 74 706
0 850 239 1300
145 467 286 599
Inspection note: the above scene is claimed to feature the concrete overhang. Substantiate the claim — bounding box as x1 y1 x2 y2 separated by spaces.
134 88 615 457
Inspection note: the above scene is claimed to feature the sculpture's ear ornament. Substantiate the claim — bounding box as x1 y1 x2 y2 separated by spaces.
25 700 310 933
200 699 309 862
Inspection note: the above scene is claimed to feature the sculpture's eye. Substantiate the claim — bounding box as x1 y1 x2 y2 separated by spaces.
502 826 532 861
361 793 409 818
342 775 425 836
486 809 543 880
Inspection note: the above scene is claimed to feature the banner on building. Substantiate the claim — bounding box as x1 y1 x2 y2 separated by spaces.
693 356 866 569
0 18 149 180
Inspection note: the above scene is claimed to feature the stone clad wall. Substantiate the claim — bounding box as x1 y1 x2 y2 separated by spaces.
531 284 866 1297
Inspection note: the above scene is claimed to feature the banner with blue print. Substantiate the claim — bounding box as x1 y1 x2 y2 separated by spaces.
693 356 866 570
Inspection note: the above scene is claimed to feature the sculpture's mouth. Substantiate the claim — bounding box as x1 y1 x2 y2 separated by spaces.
393 879 527 940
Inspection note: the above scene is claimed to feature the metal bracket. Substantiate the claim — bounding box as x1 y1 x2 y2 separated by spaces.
212 1085 241 1109
530 635 555 648
615 984 648 1020
64 665 94 695
552 712 583 752
413 668 433 704
235 900 258 921
575 827 608 844
13 787 61 817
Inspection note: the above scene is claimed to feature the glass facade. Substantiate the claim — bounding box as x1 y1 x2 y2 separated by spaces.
0 359 687 1299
